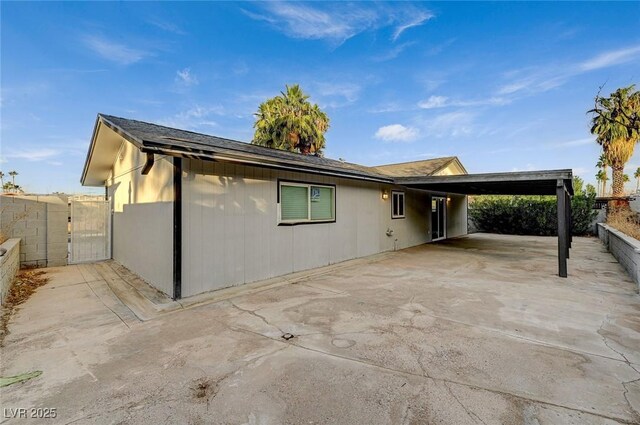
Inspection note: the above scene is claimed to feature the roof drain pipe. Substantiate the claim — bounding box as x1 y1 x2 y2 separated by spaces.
172 157 183 300
141 152 155 175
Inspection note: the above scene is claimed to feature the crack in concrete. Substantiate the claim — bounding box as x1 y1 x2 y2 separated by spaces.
598 315 640 421
392 303 640 368
598 315 640 375
622 377 640 422
225 321 638 424
227 300 286 335
444 381 488 425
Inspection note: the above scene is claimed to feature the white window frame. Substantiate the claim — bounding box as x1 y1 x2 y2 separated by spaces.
391 191 405 219
278 181 336 224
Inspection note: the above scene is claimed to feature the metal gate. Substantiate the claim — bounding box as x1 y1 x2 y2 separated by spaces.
69 196 111 264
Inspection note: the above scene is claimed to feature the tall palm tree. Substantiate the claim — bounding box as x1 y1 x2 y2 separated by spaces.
8 170 17 186
8 171 18 194
596 153 609 195
635 167 640 192
252 84 330 155
0 171 4 188
595 170 607 196
590 85 640 196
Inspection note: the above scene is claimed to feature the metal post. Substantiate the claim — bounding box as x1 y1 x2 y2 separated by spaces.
564 191 571 258
173 157 183 300
568 190 572 249
557 180 567 278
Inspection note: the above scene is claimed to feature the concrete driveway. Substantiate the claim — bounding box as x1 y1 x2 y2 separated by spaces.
1 233 639 424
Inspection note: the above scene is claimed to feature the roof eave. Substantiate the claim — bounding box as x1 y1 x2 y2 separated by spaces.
140 143 394 183
80 114 145 186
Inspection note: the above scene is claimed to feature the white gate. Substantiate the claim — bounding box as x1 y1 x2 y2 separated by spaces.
69 196 111 264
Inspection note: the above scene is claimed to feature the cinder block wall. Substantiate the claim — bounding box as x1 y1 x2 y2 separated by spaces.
0 238 20 305
0 194 70 267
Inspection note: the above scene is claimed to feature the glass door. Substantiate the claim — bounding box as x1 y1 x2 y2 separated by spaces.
431 197 446 241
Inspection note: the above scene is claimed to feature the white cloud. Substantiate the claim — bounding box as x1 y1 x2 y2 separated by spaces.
372 41 416 62
417 95 449 109
244 3 433 44
175 68 198 86
579 45 640 71
417 95 509 109
5 148 60 162
314 82 361 103
367 102 404 113
550 137 594 148
497 44 640 96
392 11 433 41
147 18 186 35
159 106 225 131
83 35 148 65
375 124 419 142
423 111 475 138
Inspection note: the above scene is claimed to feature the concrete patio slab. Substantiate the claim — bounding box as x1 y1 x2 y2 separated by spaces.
1 233 638 424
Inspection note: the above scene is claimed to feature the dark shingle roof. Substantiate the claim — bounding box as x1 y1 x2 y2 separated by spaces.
99 114 394 182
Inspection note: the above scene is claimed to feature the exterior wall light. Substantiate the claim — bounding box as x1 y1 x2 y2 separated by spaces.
382 190 389 200
447 197 451 202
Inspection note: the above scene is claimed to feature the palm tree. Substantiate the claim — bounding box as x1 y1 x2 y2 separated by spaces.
596 153 609 195
0 171 4 188
252 84 330 155
8 171 18 188
590 85 640 196
635 167 640 192
596 170 607 196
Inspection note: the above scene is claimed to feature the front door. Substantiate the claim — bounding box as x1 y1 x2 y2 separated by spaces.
431 196 446 241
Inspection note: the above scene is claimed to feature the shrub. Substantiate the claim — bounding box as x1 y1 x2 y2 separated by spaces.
469 194 597 236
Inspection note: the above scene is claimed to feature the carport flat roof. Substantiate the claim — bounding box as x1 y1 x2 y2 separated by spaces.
396 169 574 196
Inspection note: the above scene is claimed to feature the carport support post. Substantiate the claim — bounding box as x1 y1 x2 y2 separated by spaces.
557 180 567 278
173 157 182 300
564 191 571 258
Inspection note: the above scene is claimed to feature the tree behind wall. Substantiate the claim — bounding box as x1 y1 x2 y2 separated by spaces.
589 85 640 196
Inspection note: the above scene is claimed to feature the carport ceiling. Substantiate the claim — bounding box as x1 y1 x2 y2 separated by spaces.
395 169 574 196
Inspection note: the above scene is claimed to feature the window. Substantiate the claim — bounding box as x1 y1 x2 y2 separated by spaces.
279 181 335 224
392 191 405 219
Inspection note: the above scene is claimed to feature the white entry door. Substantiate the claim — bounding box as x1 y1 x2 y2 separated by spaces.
431 196 446 241
69 196 111 264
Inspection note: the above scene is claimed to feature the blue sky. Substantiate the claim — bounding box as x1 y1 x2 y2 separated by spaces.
2 1 639 194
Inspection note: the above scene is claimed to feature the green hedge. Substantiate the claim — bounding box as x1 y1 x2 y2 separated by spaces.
469 194 597 236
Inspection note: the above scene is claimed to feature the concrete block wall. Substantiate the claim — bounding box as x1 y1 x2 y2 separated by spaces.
598 223 640 291
1 238 20 305
0 194 70 267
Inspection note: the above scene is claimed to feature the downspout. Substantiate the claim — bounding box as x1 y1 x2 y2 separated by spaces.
141 152 155 175
173 157 182 300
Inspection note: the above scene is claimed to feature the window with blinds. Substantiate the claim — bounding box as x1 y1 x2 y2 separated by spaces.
279 182 335 224
392 191 405 219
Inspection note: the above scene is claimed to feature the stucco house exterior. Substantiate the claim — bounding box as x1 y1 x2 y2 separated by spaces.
80 114 472 299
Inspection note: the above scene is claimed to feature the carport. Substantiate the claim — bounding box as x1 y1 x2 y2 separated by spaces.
396 169 574 277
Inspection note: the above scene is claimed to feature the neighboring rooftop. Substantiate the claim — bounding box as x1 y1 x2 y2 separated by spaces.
374 157 467 177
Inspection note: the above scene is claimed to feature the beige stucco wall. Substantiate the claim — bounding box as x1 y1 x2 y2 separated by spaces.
104 141 468 298
446 194 468 238
107 141 174 297
181 159 453 297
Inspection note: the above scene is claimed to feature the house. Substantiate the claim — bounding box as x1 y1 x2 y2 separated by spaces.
81 114 573 299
